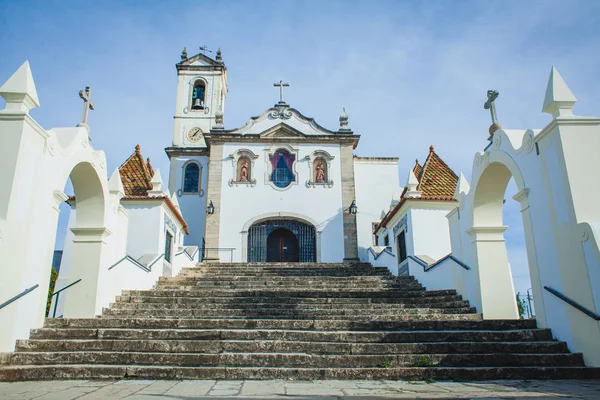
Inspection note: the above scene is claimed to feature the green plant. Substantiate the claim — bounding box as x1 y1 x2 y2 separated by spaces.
45 268 59 317
378 358 393 368
425 377 436 384
516 293 527 319
414 355 432 367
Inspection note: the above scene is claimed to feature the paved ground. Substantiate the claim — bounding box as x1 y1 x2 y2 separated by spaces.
0 379 598 399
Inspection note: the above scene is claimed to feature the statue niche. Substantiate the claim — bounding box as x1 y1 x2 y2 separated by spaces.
306 152 334 188
314 159 327 182
228 149 258 187
238 157 250 182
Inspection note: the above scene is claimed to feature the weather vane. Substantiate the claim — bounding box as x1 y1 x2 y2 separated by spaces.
199 45 212 55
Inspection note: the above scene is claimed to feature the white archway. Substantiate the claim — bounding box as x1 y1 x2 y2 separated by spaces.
468 151 543 321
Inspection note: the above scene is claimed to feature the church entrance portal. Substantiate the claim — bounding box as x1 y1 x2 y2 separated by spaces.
266 228 299 262
248 219 316 262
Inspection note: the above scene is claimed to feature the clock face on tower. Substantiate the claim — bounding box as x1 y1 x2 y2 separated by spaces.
186 127 203 143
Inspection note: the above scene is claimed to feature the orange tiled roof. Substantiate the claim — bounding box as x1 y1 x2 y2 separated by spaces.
413 160 423 180
415 145 458 198
375 145 458 235
118 145 189 234
119 144 154 196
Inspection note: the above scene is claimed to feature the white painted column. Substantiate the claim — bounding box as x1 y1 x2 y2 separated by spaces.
62 227 111 318
468 226 519 319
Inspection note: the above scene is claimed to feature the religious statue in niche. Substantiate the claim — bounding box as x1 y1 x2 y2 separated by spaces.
306 155 334 188
240 160 249 182
315 161 326 182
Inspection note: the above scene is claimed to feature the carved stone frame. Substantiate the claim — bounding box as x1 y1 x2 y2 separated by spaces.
264 143 299 191
229 148 258 187
186 77 210 115
178 160 204 197
306 150 334 188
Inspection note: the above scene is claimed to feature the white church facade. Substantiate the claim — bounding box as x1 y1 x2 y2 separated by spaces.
166 50 401 263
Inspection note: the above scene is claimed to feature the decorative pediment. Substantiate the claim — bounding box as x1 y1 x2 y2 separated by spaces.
259 123 306 139
178 52 222 67
227 105 341 136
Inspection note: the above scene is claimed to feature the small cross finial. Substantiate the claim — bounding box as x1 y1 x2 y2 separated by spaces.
484 89 504 135
273 80 289 104
78 86 95 127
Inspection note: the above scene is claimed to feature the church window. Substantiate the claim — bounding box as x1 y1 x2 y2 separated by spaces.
183 162 200 193
164 231 173 263
192 82 205 109
397 231 407 263
270 150 295 188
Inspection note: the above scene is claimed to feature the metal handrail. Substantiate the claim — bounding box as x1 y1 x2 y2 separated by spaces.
108 253 166 273
47 278 82 318
175 247 199 261
0 284 39 311
544 286 600 321
407 254 471 271
203 247 235 262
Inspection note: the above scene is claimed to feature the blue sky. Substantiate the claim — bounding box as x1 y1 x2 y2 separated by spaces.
1 1 599 298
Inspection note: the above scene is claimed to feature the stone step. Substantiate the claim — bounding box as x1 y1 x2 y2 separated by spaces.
159 282 424 290
2 364 600 381
122 289 461 299
15 339 570 355
190 263 376 268
181 272 393 277
1 351 585 369
171 278 416 283
111 300 472 310
103 310 481 321
29 328 552 343
174 273 406 279
42 317 538 331
118 294 466 306
105 304 476 314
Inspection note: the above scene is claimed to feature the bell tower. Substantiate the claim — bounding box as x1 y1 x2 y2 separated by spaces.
172 47 228 147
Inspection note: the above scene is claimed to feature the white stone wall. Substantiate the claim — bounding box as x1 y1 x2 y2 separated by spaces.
218 142 345 262
353 159 399 262
167 155 209 248
410 207 454 260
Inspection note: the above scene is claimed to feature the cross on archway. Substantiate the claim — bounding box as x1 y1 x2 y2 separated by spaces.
273 80 289 104
484 90 500 125
78 86 95 126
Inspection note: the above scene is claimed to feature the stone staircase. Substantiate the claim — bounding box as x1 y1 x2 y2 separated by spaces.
1 262 598 381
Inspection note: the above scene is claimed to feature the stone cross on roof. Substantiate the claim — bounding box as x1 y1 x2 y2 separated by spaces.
484 90 500 125
78 86 95 126
273 80 289 104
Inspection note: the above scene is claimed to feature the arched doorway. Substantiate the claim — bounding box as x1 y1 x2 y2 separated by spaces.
267 228 299 262
470 158 542 321
247 219 316 262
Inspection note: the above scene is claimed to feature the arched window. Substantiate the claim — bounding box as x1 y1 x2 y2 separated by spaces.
270 150 295 188
192 82 205 109
237 156 251 182
314 157 327 182
183 163 200 193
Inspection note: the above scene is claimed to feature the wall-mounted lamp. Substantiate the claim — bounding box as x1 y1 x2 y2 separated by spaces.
348 200 357 215
206 200 215 215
